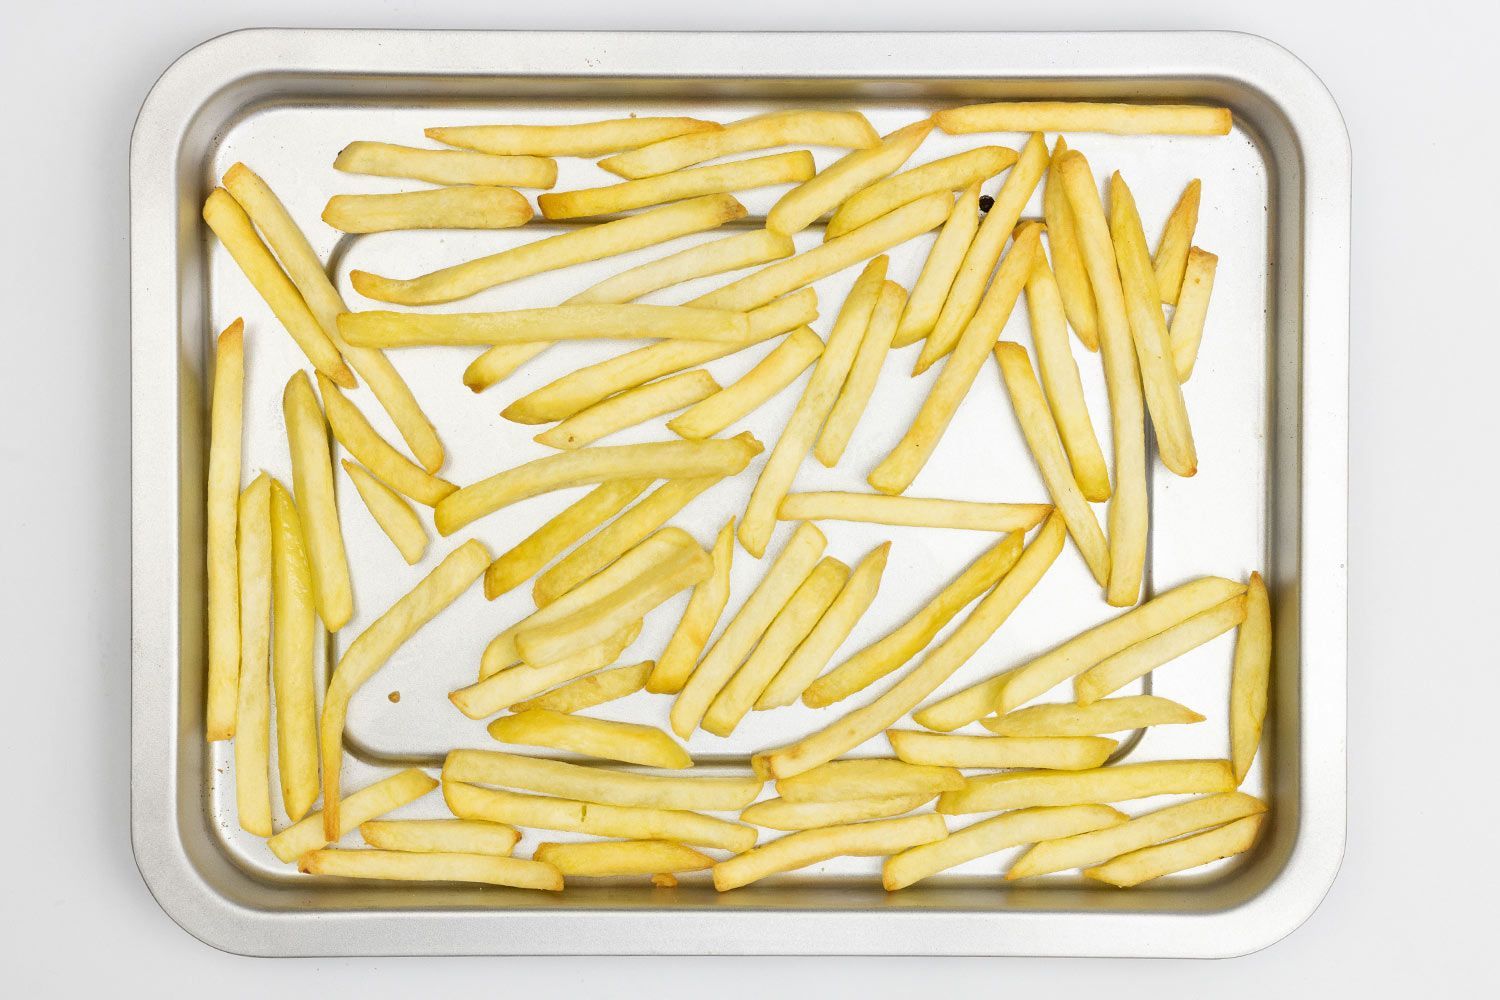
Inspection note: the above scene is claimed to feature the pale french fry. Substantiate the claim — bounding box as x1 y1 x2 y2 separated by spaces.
891 182 982 349
282 372 353 631
341 460 428 565
870 225 1041 494
757 542 889 709
1043 137 1098 352
534 370 721 450
938 759 1236 814
300 848 563 890
983 695 1205 737
317 373 456 507
1008 791 1266 879
443 749 761 811
736 257 887 556
741 794 930 831
883 804 1123 890
671 522 827 737
488 709 692 769
452 624 640 718
332 141 557 188
322 186 532 233
435 433 761 536
427 117 722 157
909 671 1012 733
804 532 1022 709
763 513 1064 779
713 813 946 891
512 661 652 714
360 819 520 856
780 492 1050 533
1170 247 1218 381
652 873 679 887
483 479 650 599
205 320 243 742
702 557 850 736
445 781 756 853
267 768 437 864
917 133 1048 372
1153 179 1201 305
352 193 746 306
886 730 1116 770
1085 814 1263 887
321 540 490 839
1075 594 1248 704
599 110 880 179
935 101 1232 136
541 151 814 220
1058 150 1147 606
648 519 736 694
776 759 963 803
993 342 1109 587
1230 572 1273 783
234 474 273 837
341 303 751 349
668 327 824 440
1109 173 1197 477
815 280 906 465
767 119 933 235
269 481 319 821
535 840 714 877
828 146 1018 240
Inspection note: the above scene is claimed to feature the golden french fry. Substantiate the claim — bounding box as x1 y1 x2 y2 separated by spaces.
1230 572 1273 783
672 522 827 737
332 141 557 187
741 793 930 831
534 370 721 450
443 749 760 811
360 819 520 856
668 327 824 440
1008 791 1266 879
815 280 906 465
352 193 745 306
599 110 880 179
757 542 890 709
983 695 1205 737
652 873 678 888
535 840 714 877
427 117 721 157
870 225 1041 494
735 257 887 556
935 101 1232 136
316 373 456 507
1170 247 1218 381
321 540 490 839
713 813 945 891
483 479 650 600
322 185 531 233
780 492 1050 533
888 730 1116 770
702 557 850 736
828 146 1018 241
542 150 814 220
648 519 736 694
512 661 652 714
1153 179 1201 304
883 804 1123 890
267 768 437 864
1043 137 1098 352
767 119 933 235
776 759 963 803
1075 594 1248 704
804 531 1022 709
268 481 319 821
342 304 751 349
282 371 353 632
764 513 1064 779
205 320 244 742
234 474 273 836
939 759 1236 815
892 182 982 349
1085 814 1263 887
909 671 1012 733
452 624 640 718
300 848 562 890
341 460 428 565
488 709 692 769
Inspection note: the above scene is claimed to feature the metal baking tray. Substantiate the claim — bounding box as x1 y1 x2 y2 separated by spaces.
130 29 1348 957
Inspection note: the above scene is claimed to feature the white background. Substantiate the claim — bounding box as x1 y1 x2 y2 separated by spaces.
2 0 1496 994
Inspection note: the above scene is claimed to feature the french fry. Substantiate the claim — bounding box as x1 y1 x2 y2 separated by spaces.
1170 247 1218 381
535 840 715 877
599 110 880 179
828 146 1018 241
332 141 557 188
300 848 563 890
983 695 1205 737
443 749 761 811
268 481 319 821
938 759 1236 814
320 540 490 839
282 371 353 631
234 474 273 836
435 432 761 536
483 479 650 600
648 519 736 694
444 781 757 852
757 542 889 709
671 522 827 737
341 304 752 349
993 342 1109 586
322 186 533 233
888 730 1116 770
1008 791 1266 879
870 225 1041 494
815 280 906 465
205 320 244 742
910 671 1011 733
426 117 722 157
767 119 933 235
668 327 824 440
1230 572 1273 783
702 557 850 736
737 257 887 556
360 819 520 856
1085 814 1263 887
1043 138 1098 352
780 492 1050 533
883 804 1123 890
891 182 982 349
352 193 746 306
763 513 1064 779
803 531 1022 709
741 794 931 831
935 101 1232 137
512 661 652 714
713 814 946 891
541 151 814 220
452 624 640 718
341 460 428 565
776 759 963 803
267 768 437 864
1153 179 1201 304
1075 594 1248 704
534 370 721 450
316 373 456 507
488 709 692 769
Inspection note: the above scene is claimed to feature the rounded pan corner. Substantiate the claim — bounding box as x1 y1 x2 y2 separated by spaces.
1202 826 1348 960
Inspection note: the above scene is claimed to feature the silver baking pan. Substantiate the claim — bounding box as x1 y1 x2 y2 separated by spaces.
130 29 1348 957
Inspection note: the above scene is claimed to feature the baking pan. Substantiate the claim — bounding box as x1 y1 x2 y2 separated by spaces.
130 29 1348 957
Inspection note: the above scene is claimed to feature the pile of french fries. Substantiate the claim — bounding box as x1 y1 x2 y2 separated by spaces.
204 100 1266 895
